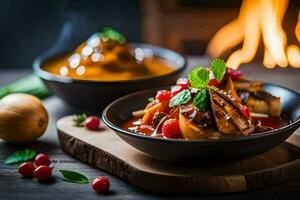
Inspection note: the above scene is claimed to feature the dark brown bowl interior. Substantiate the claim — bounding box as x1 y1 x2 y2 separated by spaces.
102 84 300 163
33 43 186 110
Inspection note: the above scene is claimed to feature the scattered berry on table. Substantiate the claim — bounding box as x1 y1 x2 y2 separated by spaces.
35 153 51 166
85 116 100 130
18 162 36 178
34 165 52 181
92 176 110 192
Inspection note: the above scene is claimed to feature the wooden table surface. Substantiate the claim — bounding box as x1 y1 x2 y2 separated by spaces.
1 57 300 200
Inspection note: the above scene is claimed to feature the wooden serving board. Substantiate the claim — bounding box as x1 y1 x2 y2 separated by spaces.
57 116 300 194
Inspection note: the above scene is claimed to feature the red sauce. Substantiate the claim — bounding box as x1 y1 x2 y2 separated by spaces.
253 116 290 129
123 116 290 138
123 118 154 136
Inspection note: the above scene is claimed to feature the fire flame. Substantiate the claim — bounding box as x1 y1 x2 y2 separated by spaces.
207 0 300 68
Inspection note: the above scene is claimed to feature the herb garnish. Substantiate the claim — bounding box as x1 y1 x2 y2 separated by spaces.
211 58 226 82
59 169 89 184
100 27 126 43
169 89 191 107
5 149 36 165
73 113 87 127
188 67 209 89
188 58 226 111
193 89 207 111
148 97 155 102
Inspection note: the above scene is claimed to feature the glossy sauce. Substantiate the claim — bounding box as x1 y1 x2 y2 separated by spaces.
123 116 290 138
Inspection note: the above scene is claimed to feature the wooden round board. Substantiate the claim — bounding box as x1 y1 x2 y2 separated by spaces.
57 116 300 194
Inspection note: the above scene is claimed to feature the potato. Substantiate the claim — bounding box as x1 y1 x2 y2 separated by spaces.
0 93 48 143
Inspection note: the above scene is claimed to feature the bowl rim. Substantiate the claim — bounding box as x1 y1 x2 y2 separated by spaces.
102 83 300 144
32 43 187 84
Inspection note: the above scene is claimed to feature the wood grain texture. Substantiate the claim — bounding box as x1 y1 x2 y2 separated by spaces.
57 116 300 194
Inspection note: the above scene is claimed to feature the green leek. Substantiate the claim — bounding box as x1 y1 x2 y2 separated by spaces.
0 74 51 99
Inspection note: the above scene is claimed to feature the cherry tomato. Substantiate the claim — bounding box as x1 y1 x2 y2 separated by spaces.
171 86 184 97
85 116 100 130
242 106 250 119
176 78 190 88
208 79 219 87
228 68 242 80
162 119 182 139
155 90 172 102
34 165 52 181
18 162 36 178
92 176 110 192
35 153 51 166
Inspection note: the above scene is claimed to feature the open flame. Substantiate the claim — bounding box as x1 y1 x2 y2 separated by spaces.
207 0 300 68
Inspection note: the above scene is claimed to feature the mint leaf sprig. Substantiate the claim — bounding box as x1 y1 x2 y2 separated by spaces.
73 113 87 127
188 58 226 111
211 58 226 82
162 58 226 111
100 27 126 43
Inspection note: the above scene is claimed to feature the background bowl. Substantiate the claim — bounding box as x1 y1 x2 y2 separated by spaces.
103 84 300 163
33 43 186 110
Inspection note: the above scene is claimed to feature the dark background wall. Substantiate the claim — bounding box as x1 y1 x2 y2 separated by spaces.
0 0 141 68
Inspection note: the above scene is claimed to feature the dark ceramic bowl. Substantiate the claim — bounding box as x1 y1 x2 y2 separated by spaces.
33 43 186 110
102 83 300 163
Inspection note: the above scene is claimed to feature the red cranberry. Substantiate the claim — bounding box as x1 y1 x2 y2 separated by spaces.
35 153 51 166
92 176 110 192
18 162 36 178
85 116 100 130
228 68 242 79
242 106 250 119
162 118 182 139
176 78 190 88
208 79 219 87
34 165 52 181
155 90 172 102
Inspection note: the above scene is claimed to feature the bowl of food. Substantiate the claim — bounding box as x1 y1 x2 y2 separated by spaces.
103 59 300 163
33 28 186 109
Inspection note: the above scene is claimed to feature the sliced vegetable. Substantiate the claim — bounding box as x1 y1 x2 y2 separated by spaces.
0 74 50 100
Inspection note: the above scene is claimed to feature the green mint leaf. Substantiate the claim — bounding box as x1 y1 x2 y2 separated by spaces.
188 67 209 89
193 89 207 111
148 97 155 102
59 169 89 184
5 149 36 165
169 89 191 107
211 58 226 82
100 27 126 43
73 113 87 127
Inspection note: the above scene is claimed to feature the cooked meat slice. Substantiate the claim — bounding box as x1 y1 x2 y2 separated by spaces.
209 89 253 136
152 111 167 127
223 76 241 102
179 112 219 140
245 91 281 117
180 104 214 128
233 78 263 93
